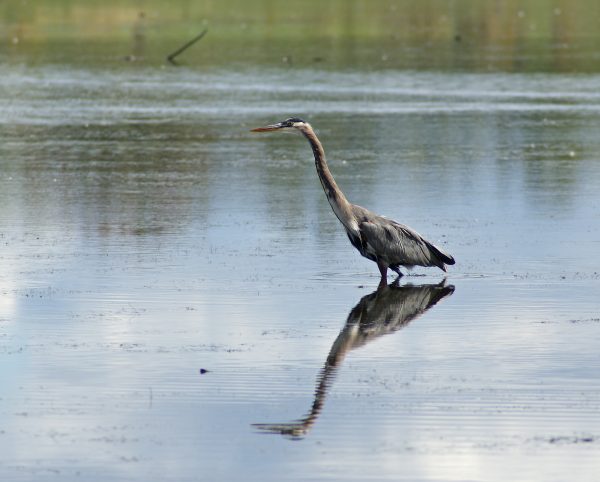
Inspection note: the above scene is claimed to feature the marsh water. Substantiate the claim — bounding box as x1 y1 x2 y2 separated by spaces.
2 3 600 481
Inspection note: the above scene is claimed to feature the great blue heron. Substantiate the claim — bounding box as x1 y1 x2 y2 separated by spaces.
251 118 455 284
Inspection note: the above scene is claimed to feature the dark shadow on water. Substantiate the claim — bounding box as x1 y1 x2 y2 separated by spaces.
253 279 455 439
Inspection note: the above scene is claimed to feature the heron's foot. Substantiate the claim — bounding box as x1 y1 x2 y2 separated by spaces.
390 275 402 287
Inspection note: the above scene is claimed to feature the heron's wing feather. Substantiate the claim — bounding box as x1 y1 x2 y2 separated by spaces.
358 217 451 269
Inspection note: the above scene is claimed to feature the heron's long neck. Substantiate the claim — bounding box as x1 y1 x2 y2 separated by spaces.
299 126 357 232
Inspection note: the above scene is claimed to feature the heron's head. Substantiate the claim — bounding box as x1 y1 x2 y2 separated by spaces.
251 117 309 133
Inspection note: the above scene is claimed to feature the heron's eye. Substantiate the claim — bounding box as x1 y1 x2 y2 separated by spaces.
284 117 305 126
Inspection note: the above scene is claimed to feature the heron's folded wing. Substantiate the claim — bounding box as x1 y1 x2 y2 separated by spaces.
358 219 444 268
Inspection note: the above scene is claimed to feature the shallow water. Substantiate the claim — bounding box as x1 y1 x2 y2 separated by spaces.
1 62 600 481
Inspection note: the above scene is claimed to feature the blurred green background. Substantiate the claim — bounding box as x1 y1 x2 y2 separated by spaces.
2 0 600 71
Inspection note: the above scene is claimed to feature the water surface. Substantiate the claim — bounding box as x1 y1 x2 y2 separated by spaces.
1 20 600 482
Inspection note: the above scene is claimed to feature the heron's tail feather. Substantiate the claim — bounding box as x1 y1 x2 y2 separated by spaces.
427 242 455 267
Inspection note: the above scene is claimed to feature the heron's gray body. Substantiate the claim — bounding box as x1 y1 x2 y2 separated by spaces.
345 204 453 274
251 118 455 283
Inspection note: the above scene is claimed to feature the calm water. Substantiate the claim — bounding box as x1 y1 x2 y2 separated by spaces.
1 63 600 481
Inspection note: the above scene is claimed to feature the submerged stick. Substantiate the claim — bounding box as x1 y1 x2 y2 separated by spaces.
167 28 208 65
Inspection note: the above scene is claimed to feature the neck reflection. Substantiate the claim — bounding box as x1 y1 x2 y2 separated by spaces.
253 279 455 439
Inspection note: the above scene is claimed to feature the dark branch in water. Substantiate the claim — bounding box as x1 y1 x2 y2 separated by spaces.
167 28 208 65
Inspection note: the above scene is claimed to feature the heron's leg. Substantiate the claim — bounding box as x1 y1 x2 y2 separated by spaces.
377 261 388 288
390 265 404 277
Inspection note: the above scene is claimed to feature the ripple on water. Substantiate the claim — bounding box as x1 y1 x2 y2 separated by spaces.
2 65 600 482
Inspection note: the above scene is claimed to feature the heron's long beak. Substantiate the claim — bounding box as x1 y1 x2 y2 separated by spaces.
251 123 284 132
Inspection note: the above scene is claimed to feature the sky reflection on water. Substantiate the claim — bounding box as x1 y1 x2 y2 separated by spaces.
1 65 599 481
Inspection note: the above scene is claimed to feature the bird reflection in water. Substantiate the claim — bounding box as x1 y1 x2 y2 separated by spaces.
253 279 454 439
